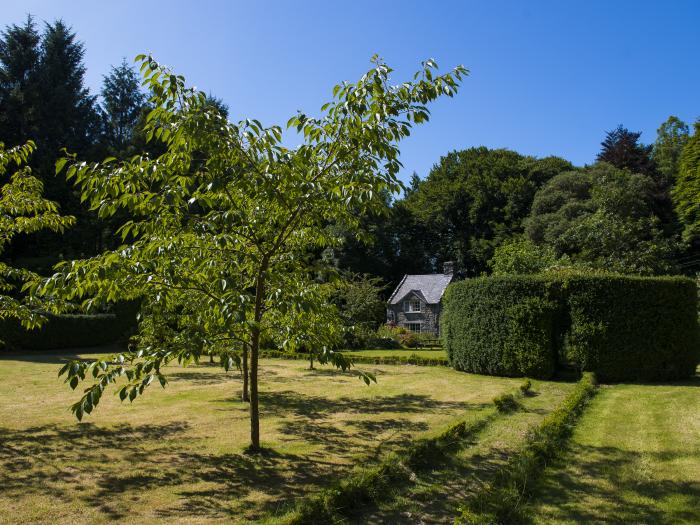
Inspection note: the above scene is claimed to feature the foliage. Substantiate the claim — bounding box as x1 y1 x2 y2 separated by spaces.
456 372 597 525
401 148 572 274
0 141 74 331
597 125 654 177
519 379 533 396
488 237 568 275
563 274 699 382
33 54 468 450
0 301 136 350
329 273 387 348
653 115 690 188
442 276 561 379
673 120 700 245
100 58 146 151
492 392 519 413
442 274 699 382
525 163 678 275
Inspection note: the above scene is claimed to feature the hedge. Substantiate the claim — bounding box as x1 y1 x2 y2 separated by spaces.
441 276 561 379
0 301 138 351
260 349 449 368
442 274 699 381
456 372 598 524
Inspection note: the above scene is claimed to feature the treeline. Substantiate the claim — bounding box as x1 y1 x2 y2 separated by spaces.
1 15 699 290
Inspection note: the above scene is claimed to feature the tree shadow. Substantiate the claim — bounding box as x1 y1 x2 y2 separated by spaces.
527 443 700 524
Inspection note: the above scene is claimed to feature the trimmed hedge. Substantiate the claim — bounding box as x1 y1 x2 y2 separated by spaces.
0 302 138 351
442 276 561 379
457 372 597 524
260 349 449 368
442 274 699 381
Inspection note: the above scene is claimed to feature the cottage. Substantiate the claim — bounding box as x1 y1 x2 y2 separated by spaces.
386 262 454 335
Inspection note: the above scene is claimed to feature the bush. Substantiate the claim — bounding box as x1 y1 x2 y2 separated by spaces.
519 379 533 396
441 276 561 379
493 393 520 413
442 274 699 382
0 301 138 351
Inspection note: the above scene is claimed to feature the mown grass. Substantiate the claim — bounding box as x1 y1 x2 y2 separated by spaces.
0 350 518 524
528 375 700 524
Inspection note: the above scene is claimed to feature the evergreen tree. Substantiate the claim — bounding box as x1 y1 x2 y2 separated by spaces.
597 125 655 177
100 59 145 152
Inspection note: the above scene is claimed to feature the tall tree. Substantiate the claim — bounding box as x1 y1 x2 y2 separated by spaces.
401 148 572 275
0 16 41 147
597 125 655 177
673 120 700 247
35 55 468 451
100 59 145 152
653 116 690 188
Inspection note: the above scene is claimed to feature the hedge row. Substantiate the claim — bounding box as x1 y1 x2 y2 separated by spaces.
260 350 449 368
442 274 699 381
456 372 598 524
272 389 521 524
0 302 138 351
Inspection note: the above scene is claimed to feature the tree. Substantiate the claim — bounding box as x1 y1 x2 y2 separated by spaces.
673 120 700 245
653 116 690 188
0 141 73 330
401 148 572 274
329 273 386 348
525 163 678 275
34 55 468 451
488 237 567 275
597 125 655 177
100 59 146 152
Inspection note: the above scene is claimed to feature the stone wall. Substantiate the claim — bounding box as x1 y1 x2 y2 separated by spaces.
387 302 442 335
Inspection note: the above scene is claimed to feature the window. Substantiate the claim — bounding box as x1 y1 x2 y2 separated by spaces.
403 298 422 313
405 323 422 333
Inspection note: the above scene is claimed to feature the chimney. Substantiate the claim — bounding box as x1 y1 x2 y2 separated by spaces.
443 261 454 275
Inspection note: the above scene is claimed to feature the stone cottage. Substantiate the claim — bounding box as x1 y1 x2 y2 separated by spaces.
386 262 454 335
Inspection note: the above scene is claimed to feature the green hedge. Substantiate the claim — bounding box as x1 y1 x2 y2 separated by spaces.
564 275 699 381
442 274 699 381
441 276 561 379
0 302 138 351
260 350 449 368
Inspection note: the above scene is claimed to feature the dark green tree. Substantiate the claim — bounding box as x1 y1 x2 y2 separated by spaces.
673 120 700 247
597 125 655 176
100 59 145 152
401 148 572 274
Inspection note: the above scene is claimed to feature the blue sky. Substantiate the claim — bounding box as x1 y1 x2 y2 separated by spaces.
2 0 699 183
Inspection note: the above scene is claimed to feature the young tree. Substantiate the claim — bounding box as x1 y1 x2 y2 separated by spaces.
0 141 74 329
35 55 468 451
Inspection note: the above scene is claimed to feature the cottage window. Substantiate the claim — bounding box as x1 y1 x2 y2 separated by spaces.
406 322 422 333
403 298 422 313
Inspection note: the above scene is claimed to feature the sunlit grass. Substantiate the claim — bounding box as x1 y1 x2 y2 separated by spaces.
0 351 514 524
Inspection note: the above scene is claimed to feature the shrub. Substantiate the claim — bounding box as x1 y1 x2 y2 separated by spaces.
0 301 138 351
441 276 561 379
519 379 533 396
442 274 699 382
493 393 520 413
563 274 699 381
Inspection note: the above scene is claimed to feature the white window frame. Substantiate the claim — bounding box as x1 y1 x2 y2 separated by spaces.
405 322 422 333
403 298 422 313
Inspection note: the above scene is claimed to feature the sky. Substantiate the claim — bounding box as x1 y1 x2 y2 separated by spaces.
2 0 699 183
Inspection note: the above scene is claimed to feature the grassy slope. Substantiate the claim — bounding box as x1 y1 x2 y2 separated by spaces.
348 380 575 524
529 377 700 524
0 352 517 524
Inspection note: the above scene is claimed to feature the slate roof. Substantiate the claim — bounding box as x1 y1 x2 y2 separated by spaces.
388 273 453 305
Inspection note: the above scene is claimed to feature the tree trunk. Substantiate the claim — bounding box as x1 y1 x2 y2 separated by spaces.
249 264 267 452
309 354 315 370
241 343 250 402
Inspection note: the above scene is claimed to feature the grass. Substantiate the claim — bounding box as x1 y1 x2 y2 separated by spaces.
528 376 700 524
0 350 519 524
342 348 447 359
348 378 576 524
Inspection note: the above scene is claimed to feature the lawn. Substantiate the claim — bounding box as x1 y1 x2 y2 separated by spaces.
528 377 700 524
0 350 516 524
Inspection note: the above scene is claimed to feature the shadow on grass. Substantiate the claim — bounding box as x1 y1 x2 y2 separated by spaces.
528 444 700 524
